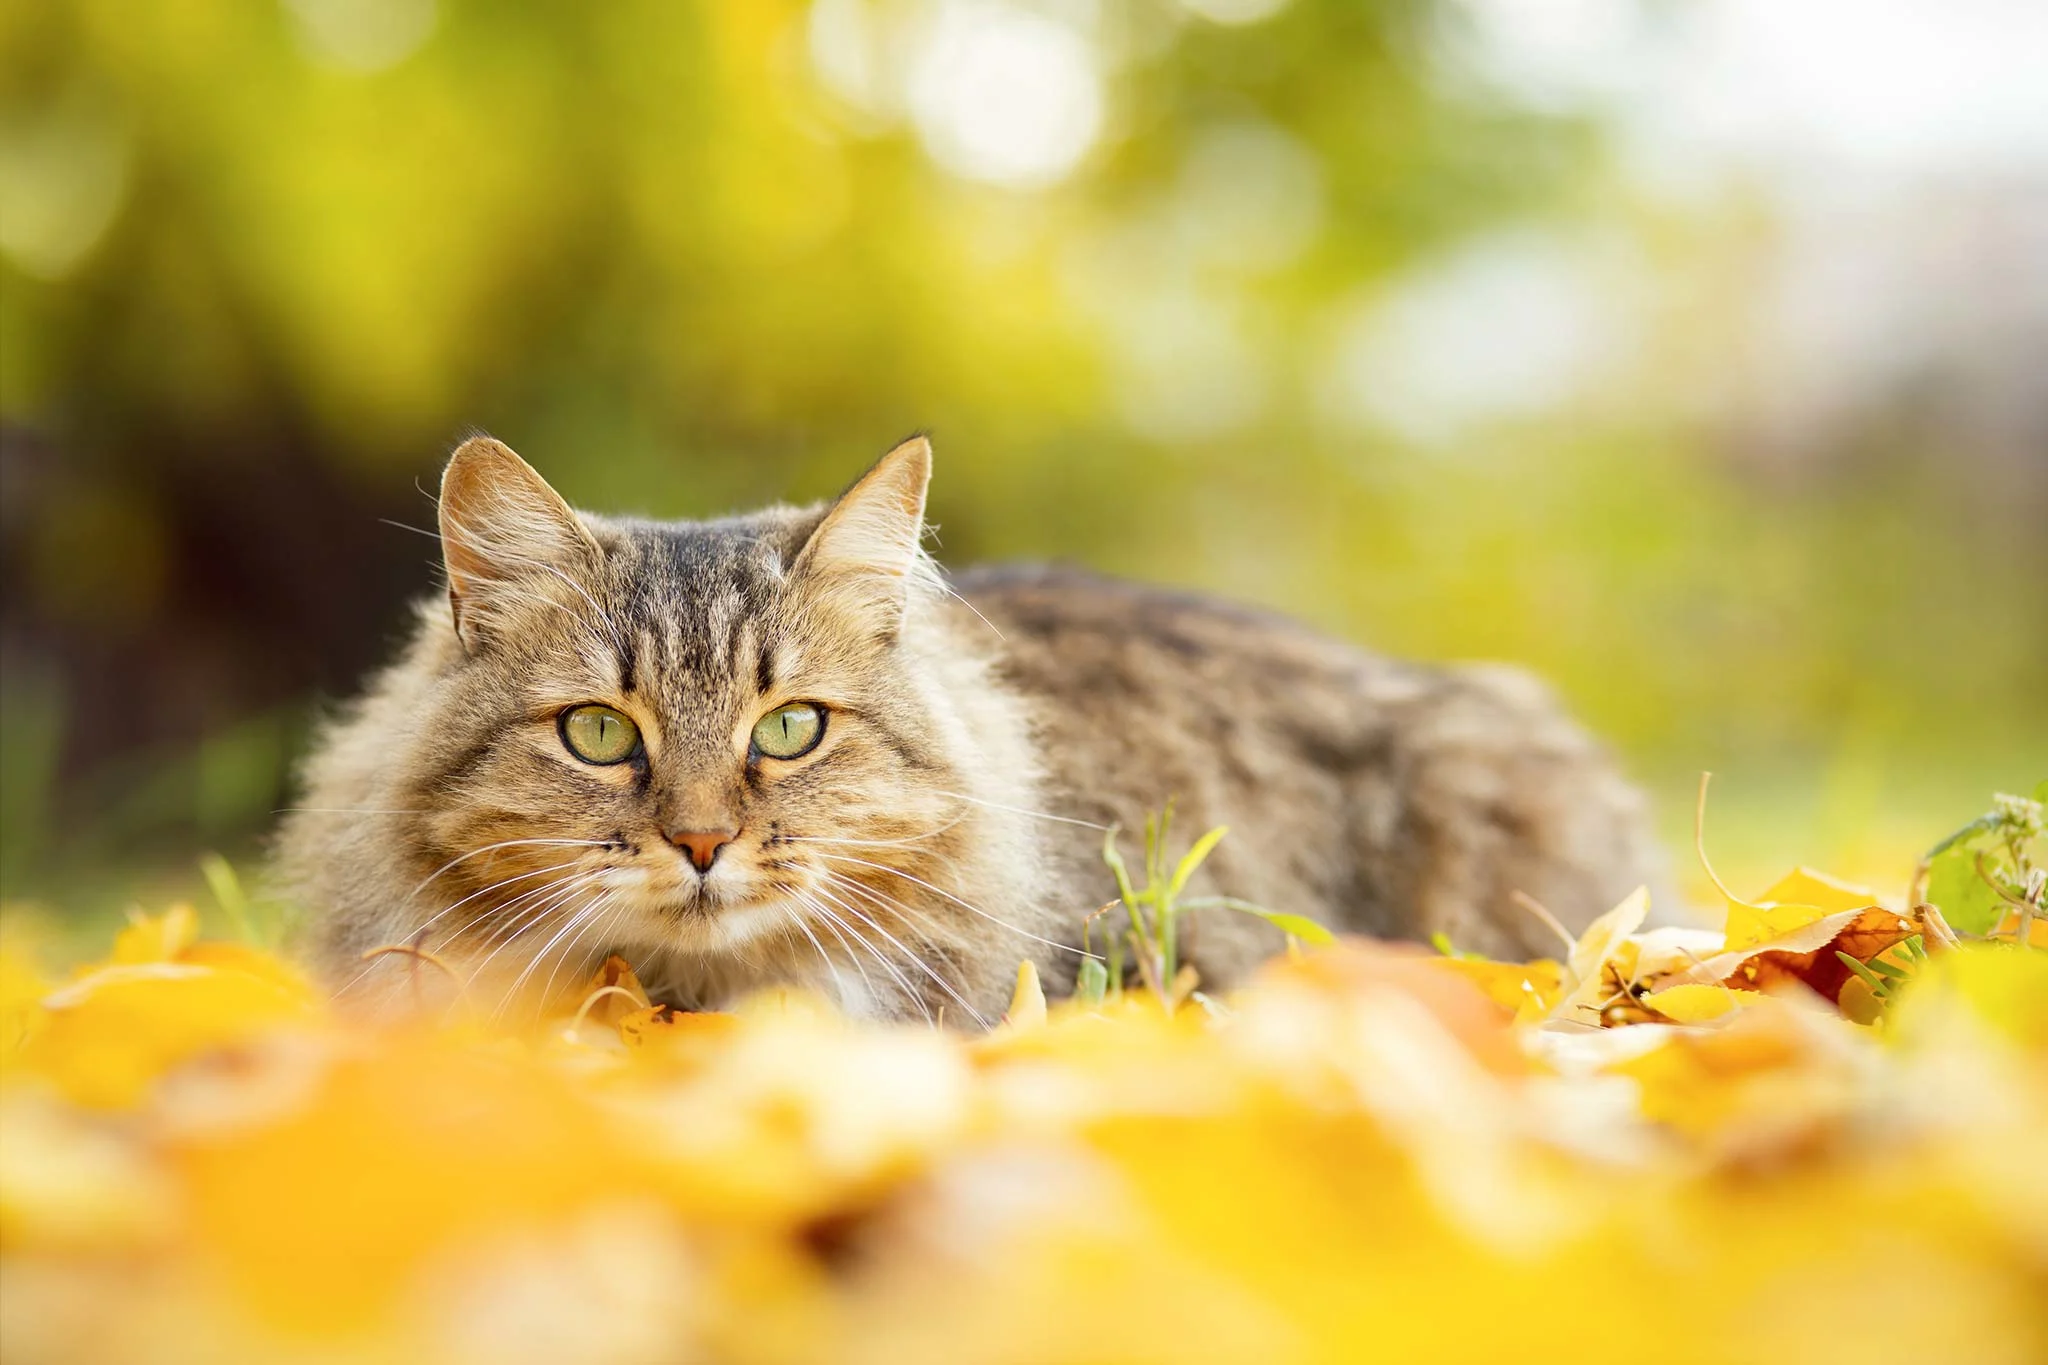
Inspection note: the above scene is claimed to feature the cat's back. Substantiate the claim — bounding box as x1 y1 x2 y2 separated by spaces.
954 563 1434 759
952 564 1659 966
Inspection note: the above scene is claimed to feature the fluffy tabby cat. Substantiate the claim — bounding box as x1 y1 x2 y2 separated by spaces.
279 435 1659 1024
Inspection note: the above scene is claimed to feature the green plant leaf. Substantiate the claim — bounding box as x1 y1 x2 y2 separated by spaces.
1075 957 1109 1007
1166 825 1229 900
1924 813 1998 862
1925 842 2008 937
199 853 253 943
1249 909 1336 947
1101 825 1141 909
1836 950 1891 998
1179 896 1336 947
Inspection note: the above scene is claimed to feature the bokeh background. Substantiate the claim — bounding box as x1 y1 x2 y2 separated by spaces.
3 0 2043 932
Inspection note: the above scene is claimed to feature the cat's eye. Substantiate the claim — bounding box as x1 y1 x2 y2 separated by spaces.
560 705 641 764
751 702 825 760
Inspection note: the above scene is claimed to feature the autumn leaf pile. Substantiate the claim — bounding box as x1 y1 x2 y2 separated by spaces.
3 798 2046 1365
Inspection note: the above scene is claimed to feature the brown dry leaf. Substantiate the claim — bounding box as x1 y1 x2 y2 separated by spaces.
1683 908 1916 1006
569 954 654 1035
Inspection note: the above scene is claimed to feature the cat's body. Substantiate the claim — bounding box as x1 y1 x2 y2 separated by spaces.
280 436 1658 1025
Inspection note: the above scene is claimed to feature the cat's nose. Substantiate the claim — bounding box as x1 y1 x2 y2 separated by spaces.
667 828 738 874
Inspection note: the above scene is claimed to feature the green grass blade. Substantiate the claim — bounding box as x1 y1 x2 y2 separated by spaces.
1835 951 1891 998
199 853 254 943
1167 826 1229 900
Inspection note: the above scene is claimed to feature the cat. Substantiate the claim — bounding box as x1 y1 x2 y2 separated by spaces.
278 435 1660 1025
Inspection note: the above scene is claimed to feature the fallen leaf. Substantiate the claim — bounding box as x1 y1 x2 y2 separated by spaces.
22 961 318 1108
1676 908 1917 1006
1002 959 1047 1031
1547 887 1649 1027
1430 956 1564 1019
109 904 201 965
1639 983 1742 1024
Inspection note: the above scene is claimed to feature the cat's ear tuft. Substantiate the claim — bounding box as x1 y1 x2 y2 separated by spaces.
438 436 599 650
793 436 935 637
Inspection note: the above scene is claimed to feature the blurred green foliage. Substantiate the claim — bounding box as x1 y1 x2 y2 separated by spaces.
1 0 2041 924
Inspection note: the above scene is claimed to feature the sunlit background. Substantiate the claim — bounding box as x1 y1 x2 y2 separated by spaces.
3 0 2043 933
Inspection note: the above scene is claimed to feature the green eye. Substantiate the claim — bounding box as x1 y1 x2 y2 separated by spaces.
560 705 641 764
751 702 825 760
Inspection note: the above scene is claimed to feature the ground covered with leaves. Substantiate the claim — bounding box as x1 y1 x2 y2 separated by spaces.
2 791 2044 1365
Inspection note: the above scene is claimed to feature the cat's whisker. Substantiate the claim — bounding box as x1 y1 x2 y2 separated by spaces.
935 790 1107 831
940 582 1006 641
478 870 605 952
823 871 976 947
792 892 886 1013
404 866 603 981
820 875 974 975
497 888 614 1020
275 806 431 816
460 872 608 987
335 863 592 998
404 858 591 947
809 882 988 1028
816 853 1088 956
379 516 442 542
534 890 627 1016
797 889 935 1025
401 838 612 909
779 816 967 849
777 902 849 1010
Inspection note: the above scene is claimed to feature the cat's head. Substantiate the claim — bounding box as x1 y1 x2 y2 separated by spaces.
367 435 1017 1017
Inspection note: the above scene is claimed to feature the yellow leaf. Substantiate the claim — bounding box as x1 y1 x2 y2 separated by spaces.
172 1043 637 1332
1694 778 1870 952
1639 983 1741 1024
1548 886 1648 1026
1716 866 1882 954
1003 959 1047 1031
109 904 200 965
1432 957 1564 1018
23 960 317 1109
0 924 52 1055
1720 896 1829 953
179 942 318 998
1756 867 1880 915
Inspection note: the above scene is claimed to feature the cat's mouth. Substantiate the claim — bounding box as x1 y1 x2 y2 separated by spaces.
601 857 801 954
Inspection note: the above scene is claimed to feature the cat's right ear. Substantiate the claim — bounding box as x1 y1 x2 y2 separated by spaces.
437 436 600 651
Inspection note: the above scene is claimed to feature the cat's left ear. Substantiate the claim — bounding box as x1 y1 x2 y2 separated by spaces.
792 435 933 638
438 436 602 651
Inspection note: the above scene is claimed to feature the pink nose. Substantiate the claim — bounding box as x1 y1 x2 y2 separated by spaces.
668 828 738 873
